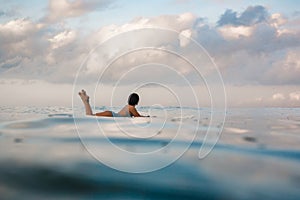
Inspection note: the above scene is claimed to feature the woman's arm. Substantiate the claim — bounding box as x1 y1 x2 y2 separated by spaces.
129 106 149 117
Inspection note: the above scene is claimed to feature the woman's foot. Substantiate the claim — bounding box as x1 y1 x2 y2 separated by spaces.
79 89 89 103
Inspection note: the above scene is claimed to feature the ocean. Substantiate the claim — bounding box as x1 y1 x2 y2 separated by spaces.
0 106 300 199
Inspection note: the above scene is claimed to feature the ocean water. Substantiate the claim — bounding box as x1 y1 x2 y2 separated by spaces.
0 106 300 199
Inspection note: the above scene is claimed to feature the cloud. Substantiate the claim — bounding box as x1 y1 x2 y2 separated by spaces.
223 85 300 107
268 91 300 107
48 30 77 49
289 91 300 101
77 13 205 84
270 13 287 28
264 47 300 85
0 18 38 43
218 25 253 39
0 17 81 82
217 5 268 26
0 5 299 92
0 18 45 73
179 29 192 47
44 0 114 23
206 6 300 86
272 93 285 100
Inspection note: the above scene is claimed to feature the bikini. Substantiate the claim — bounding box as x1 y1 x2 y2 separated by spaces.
111 110 132 117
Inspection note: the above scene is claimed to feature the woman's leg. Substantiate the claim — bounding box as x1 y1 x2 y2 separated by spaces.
95 111 113 117
78 89 93 115
79 89 113 117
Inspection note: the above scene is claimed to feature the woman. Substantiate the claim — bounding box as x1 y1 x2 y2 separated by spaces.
78 89 148 117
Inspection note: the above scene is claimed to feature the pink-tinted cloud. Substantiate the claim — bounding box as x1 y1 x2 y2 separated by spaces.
43 0 114 23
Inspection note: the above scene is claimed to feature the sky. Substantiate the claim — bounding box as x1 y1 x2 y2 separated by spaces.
0 0 299 107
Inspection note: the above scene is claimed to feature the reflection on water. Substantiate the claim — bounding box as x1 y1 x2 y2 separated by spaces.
0 106 300 199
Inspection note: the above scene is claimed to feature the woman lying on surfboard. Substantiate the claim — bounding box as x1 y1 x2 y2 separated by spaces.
79 89 149 117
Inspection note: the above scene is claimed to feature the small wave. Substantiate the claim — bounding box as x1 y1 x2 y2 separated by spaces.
48 113 73 118
2 117 75 129
0 158 221 200
225 127 249 134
